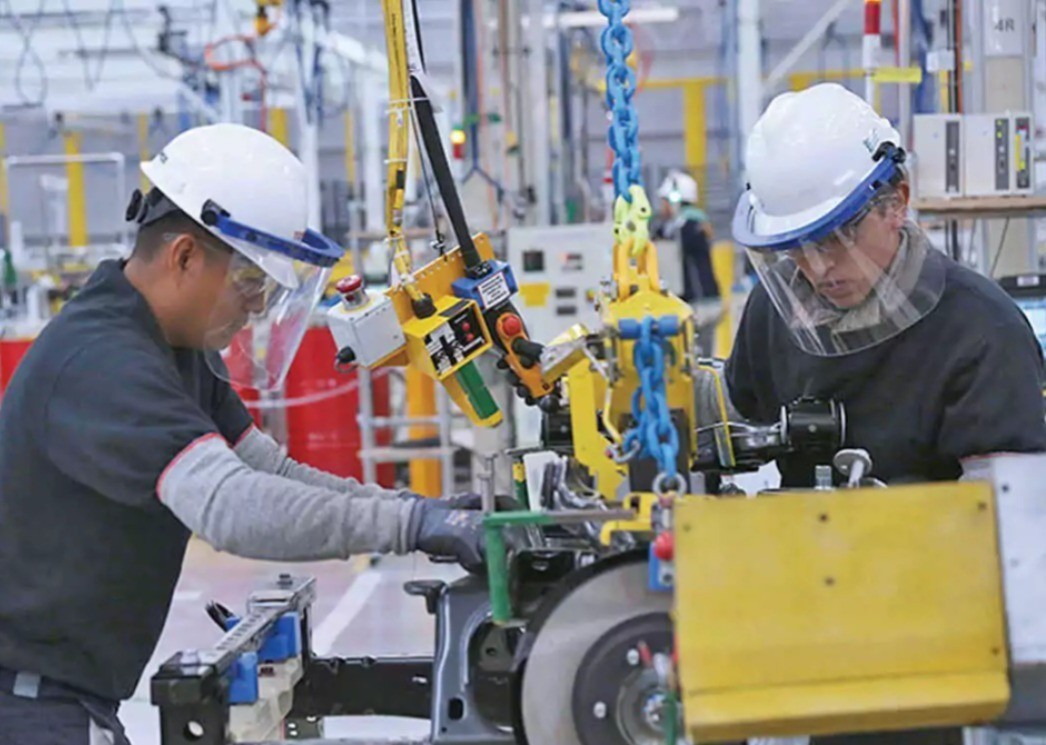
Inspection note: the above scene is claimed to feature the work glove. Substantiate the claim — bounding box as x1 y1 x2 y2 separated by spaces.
408 499 486 573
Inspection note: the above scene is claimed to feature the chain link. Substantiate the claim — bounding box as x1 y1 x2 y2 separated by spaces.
599 0 653 257
622 317 681 492
599 0 641 200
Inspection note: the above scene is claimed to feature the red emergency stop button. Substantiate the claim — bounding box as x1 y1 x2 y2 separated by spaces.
653 531 674 562
336 275 364 295
499 314 523 337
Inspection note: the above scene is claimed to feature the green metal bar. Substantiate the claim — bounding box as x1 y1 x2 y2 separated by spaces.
483 510 551 625
664 691 678 744
484 510 554 528
484 524 511 624
482 508 635 624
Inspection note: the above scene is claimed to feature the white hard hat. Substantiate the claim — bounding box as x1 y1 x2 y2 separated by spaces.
736 83 902 244
138 123 345 392
141 123 311 289
657 170 698 205
730 83 943 360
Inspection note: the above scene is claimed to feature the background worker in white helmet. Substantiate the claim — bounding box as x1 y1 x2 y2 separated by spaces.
656 170 721 355
727 85 1046 743
0 124 487 744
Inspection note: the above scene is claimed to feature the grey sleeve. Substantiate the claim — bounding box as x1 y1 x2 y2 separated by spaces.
158 435 418 561
233 426 411 499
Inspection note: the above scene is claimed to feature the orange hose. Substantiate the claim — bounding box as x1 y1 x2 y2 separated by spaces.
204 34 269 132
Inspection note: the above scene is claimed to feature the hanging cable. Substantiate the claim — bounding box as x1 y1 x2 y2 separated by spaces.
3 0 49 107
203 34 269 131
409 112 448 254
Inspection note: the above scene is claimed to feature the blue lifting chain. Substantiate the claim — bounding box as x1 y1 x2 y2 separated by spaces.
598 0 641 201
620 317 685 496
598 0 652 256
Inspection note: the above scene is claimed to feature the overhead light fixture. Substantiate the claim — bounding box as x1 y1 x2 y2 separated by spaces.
517 6 681 30
552 7 680 28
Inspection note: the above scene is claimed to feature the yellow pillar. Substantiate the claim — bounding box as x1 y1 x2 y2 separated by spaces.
712 240 736 359
407 369 442 497
136 113 151 192
682 81 707 172
62 131 88 249
344 111 357 188
269 107 290 149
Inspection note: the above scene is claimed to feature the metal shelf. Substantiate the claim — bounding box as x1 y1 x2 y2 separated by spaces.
359 446 459 463
912 195 1046 220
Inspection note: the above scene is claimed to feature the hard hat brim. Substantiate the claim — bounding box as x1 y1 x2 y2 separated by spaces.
733 144 906 252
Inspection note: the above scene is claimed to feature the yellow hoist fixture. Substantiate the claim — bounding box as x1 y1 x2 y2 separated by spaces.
325 0 506 428
326 0 568 429
254 0 282 37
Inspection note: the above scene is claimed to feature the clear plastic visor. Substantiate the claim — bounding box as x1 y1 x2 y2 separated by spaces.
205 251 331 391
744 209 945 357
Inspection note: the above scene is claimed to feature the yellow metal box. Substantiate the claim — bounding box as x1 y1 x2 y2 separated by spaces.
674 482 1009 742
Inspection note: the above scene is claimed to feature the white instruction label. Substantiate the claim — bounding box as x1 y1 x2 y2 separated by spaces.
477 272 511 309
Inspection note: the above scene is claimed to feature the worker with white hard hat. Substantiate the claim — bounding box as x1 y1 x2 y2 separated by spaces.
656 170 719 302
656 170 721 353
0 124 487 743
727 84 1045 494
727 85 1046 745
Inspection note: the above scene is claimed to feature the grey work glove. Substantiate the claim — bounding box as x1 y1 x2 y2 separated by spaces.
408 499 486 573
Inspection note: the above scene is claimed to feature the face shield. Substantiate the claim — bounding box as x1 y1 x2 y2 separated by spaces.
198 200 342 391
733 144 945 357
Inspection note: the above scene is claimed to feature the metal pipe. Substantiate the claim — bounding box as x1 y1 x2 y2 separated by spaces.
361 73 384 234
897 0 913 147
736 0 763 159
4 153 124 166
863 0 883 103
293 9 322 232
437 385 454 497
370 415 444 427
526 0 551 224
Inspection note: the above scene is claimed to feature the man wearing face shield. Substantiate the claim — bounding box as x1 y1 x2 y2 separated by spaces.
725 81 1046 745
727 83 1045 491
0 124 485 744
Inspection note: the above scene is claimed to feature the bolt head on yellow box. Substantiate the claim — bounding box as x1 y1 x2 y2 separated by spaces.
673 481 1009 743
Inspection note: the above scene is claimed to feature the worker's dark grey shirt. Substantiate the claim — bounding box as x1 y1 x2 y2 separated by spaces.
726 247 1046 487
0 260 254 701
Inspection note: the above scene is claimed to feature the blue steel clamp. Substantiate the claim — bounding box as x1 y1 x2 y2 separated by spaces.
222 611 303 704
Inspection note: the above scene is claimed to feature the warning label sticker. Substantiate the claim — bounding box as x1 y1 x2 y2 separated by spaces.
477 272 511 309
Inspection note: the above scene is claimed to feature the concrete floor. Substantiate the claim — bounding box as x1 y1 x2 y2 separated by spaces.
122 538 465 745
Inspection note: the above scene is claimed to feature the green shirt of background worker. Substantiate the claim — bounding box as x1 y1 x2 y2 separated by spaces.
0 124 488 745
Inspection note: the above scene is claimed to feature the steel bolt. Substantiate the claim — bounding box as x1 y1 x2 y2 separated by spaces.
593 701 607 719
627 648 640 666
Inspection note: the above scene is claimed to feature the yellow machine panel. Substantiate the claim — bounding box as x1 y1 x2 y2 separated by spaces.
565 355 625 499
673 482 1009 742
401 296 492 380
